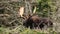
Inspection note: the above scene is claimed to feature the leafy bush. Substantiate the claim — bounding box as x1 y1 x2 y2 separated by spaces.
36 0 57 17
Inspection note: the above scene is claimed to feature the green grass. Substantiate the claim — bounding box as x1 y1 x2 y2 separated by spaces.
0 27 58 34
20 28 47 34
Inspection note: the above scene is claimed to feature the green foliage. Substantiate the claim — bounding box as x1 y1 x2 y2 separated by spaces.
20 28 47 34
0 27 9 34
36 0 57 17
0 27 57 34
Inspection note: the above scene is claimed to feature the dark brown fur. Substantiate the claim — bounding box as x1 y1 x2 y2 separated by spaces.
23 15 53 29
39 18 53 29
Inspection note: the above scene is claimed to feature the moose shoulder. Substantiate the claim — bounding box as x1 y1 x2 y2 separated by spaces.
23 15 53 29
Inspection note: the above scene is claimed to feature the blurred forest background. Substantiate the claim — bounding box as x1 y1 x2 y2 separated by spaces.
0 0 60 34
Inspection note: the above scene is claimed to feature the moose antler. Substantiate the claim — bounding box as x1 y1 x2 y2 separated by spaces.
19 6 24 17
33 6 36 14
18 6 37 20
18 6 28 19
